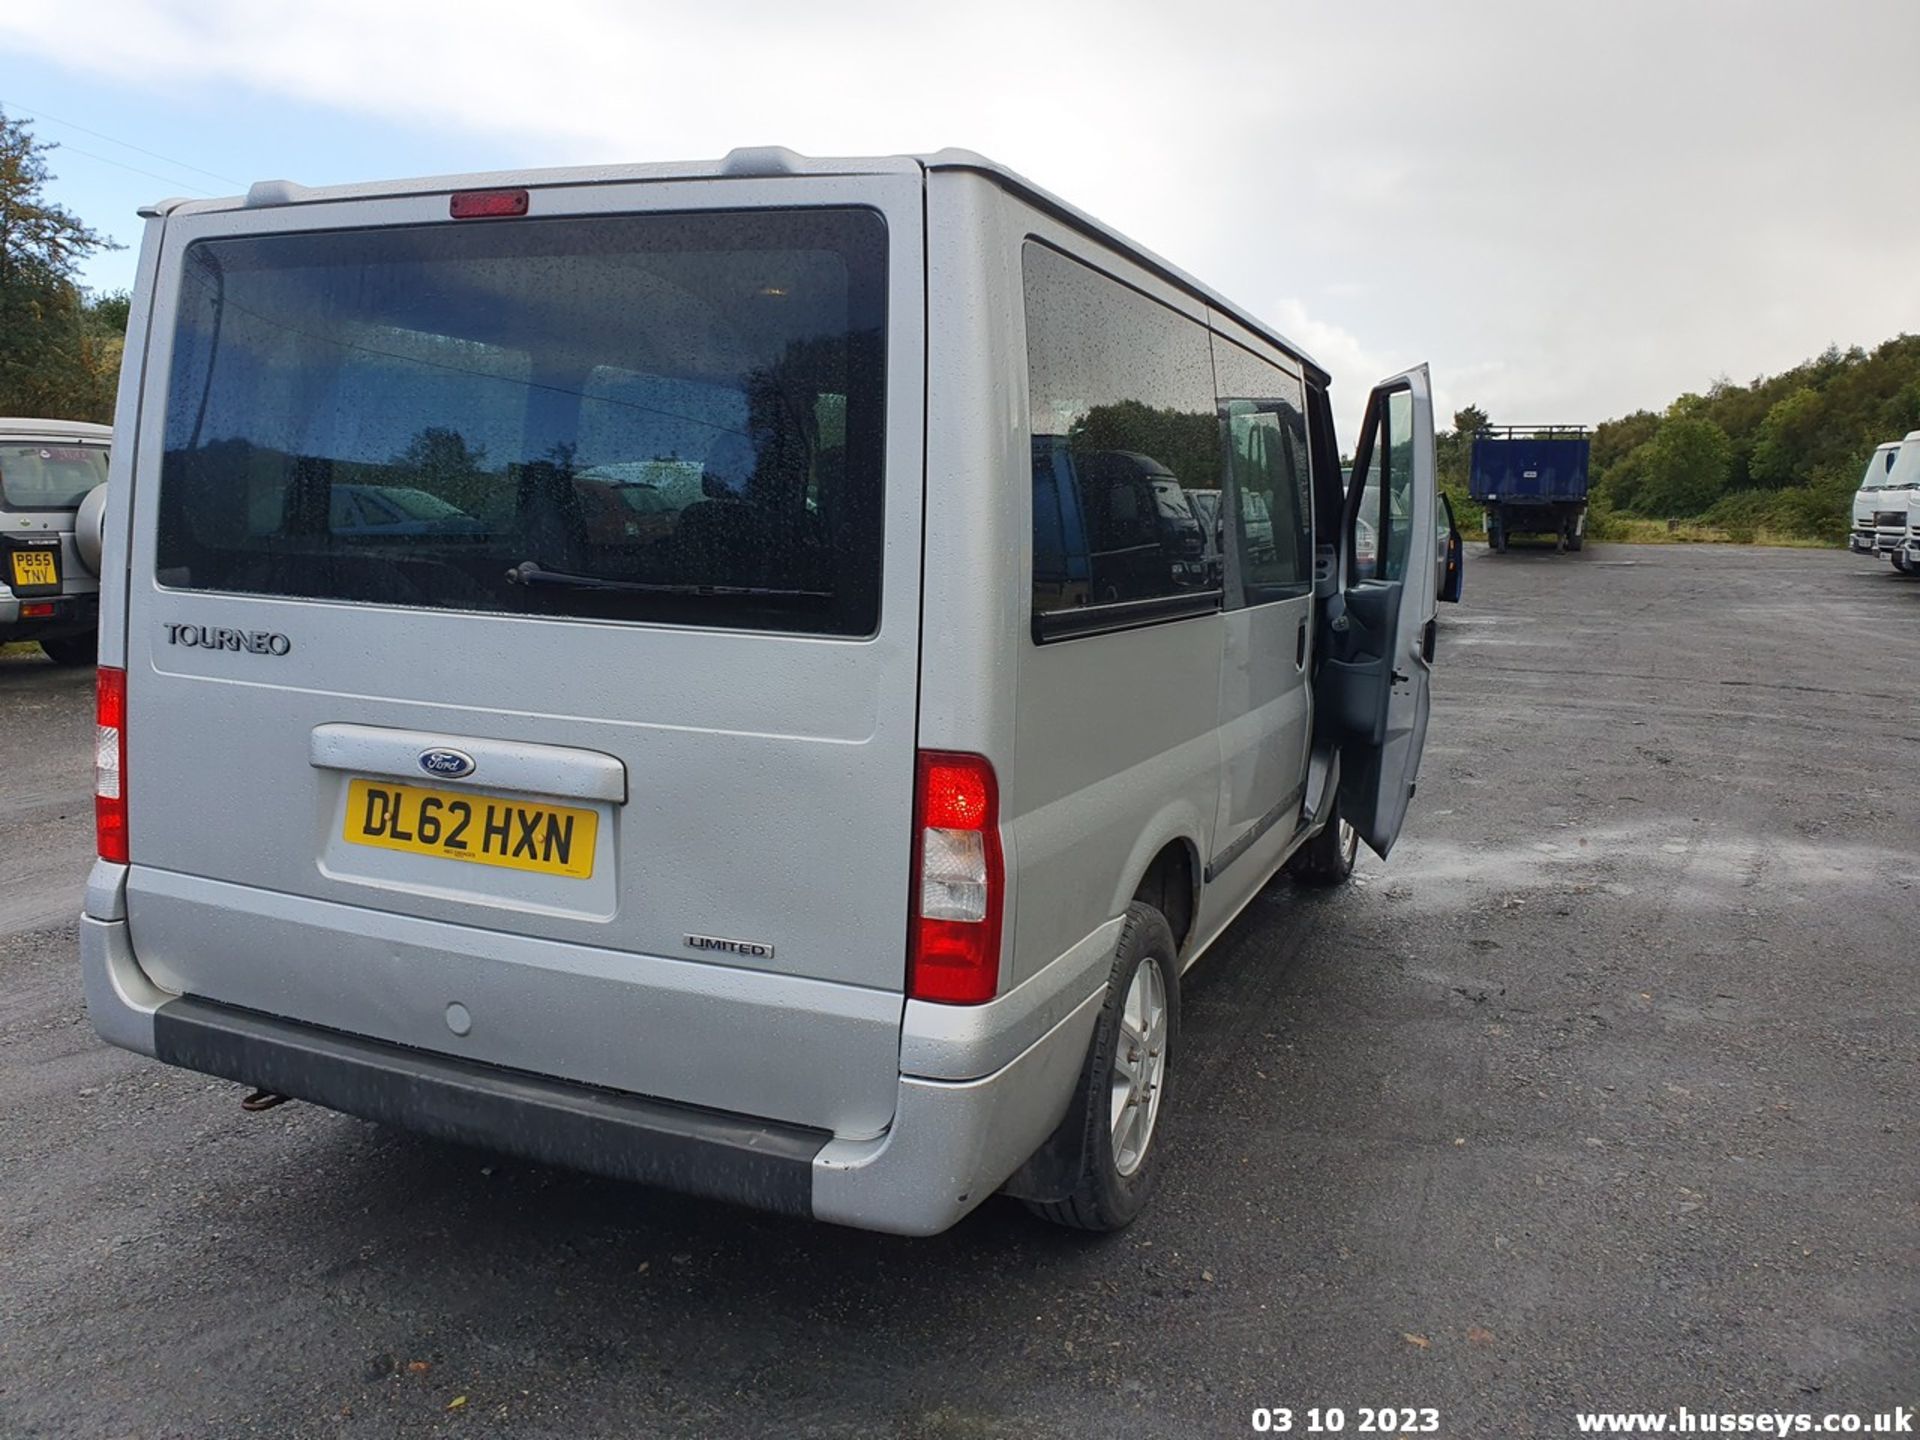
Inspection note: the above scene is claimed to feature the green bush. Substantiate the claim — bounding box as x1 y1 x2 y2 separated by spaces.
1587 333 1920 543
1584 488 1622 541
1633 415 1733 516
1696 464 1852 542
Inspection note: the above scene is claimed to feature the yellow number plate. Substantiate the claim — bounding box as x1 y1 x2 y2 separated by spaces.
343 779 598 879
9 550 57 587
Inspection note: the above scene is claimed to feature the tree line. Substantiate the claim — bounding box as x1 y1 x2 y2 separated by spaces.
0 110 126 423
1439 336 1920 543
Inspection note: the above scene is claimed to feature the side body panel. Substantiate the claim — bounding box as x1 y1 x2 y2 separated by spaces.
1200 313 1314 928
1003 206 1223 990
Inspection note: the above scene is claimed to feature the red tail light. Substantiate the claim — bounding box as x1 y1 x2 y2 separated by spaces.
95 666 128 864
909 751 1003 1005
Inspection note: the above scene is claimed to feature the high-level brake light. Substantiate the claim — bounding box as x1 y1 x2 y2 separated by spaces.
909 751 1003 1005
449 188 529 220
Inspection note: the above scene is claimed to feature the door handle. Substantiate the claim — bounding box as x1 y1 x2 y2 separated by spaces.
310 723 628 803
1295 620 1307 668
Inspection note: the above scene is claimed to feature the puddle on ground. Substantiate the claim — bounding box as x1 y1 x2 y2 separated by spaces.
1381 823 1918 912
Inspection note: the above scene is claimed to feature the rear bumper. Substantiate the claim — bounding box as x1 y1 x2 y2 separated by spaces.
1480 500 1586 529
81 899 1104 1236
153 991 826 1215
0 587 97 640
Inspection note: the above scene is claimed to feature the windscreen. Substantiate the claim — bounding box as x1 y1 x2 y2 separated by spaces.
0 443 108 511
157 208 888 635
1861 448 1899 489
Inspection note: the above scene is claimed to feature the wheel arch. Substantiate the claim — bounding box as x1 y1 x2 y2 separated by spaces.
1112 811 1204 960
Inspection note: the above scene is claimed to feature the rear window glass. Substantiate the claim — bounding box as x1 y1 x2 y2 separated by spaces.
157 208 888 636
0 444 108 511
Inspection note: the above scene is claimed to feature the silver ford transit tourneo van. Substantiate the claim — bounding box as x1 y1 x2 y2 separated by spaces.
82 149 1446 1234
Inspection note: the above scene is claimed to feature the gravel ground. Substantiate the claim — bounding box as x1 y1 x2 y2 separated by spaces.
1 543 1915 1438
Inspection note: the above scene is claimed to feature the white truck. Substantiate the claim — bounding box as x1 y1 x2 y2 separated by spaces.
1873 432 1920 573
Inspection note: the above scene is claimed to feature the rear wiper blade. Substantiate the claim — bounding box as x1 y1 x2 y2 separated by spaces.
505 560 830 600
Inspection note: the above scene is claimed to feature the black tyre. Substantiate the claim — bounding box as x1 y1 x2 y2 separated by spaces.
1894 554 1915 575
1567 532 1585 553
1027 903 1180 1233
1490 522 1507 554
1288 800 1360 886
39 634 97 667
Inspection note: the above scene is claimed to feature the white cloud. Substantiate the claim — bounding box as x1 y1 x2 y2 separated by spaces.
1266 299 1399 442
7 0 1918 441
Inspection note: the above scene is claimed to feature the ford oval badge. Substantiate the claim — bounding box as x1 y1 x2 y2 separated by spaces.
418 748 476 780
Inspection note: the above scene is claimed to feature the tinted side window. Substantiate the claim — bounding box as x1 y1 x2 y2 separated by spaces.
1382 389 1416 582
1351 404 1386 581
1350 387 1416 584
1211 338 1311 605
1024 242 1218 624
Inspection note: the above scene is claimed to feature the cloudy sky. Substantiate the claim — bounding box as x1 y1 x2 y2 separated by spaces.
3 0 1916 438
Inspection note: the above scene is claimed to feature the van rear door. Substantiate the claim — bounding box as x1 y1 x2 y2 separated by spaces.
1319 364 1437 857
119 171 925 1139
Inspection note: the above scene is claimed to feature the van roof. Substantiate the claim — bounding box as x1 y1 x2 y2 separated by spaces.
146 147 1328 384
0 417 112 442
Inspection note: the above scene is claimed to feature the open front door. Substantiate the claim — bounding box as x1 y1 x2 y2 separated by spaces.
1321 364 1437 857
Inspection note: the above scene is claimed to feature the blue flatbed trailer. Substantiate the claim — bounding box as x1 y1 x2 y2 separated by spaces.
1470 425 1592 553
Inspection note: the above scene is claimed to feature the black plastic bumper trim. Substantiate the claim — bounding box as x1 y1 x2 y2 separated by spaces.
1203 782 1307 884
152 996 827 1216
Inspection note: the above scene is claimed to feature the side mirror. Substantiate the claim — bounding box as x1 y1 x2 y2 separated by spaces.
75 482 109 576
1440 527 1464 603
1436 493 1464 604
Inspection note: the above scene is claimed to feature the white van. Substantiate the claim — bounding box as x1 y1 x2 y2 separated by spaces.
1853 437 1908 561
1870 432 1920 572
82 149 1446 1234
